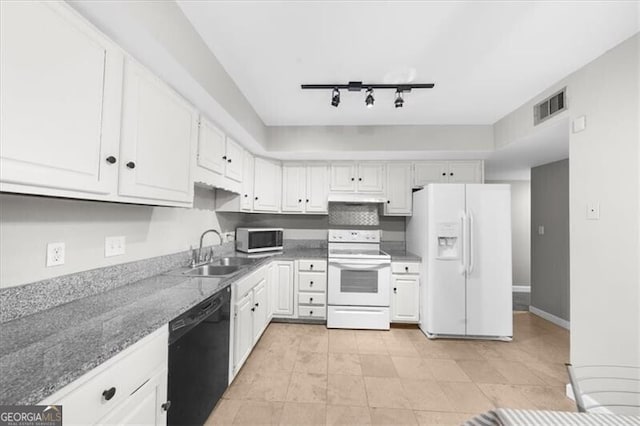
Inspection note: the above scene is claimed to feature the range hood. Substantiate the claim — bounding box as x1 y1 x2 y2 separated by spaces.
328 193 387 203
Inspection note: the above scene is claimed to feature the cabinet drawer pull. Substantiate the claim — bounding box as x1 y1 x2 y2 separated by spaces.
405 266 409 272
126 161 136 169
309 297 314 302
309 281 314 286
105 156 117 164
310 310 314 315
161 401 171 412
310 264 314 269
102 387 116 401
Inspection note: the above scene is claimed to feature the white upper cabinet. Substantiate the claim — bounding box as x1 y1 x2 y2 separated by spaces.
413 161 449 187
413 161 483 187
330 163 357 192
282 164 306 213
385 162 412 216
448 161 483 183
357 163 385 192
118 59 197 205
305 164 329 214
0 1 122 197
197 119 226 176
241 150 254 211
224 137 244 183
253 157 281 212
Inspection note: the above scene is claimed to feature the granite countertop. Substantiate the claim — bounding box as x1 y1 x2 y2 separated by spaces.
383 249 422 262
0 248 327 405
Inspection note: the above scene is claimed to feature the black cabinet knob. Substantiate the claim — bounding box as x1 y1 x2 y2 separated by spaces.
450 172 454 176
298 199 302 203
255 302 259 307
161 401 171 412
102 387 116 401
310 264 314 269
106 156 117 164
393 288 397 293
126 161 135 169
310 297 314 302
310 281 314 286
306 199 309 203
387 200 391 204
255 197 258 200
222 155 227 160
310 310 313 315
228 159 232 163
244 194 248 198
351 177 355 181
442 172 446 176
251 307 255 312
405 266 409 272
358 177 362 181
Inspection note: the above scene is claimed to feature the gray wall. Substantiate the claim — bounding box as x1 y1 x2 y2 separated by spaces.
487 180 531 287
531 159 570 321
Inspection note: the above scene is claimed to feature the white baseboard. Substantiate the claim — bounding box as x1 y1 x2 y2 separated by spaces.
512 285 531 293
566 384 613 414
529 305 570 330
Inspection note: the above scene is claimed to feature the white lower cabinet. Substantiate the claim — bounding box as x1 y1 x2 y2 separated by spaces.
296 259 327 320
40 326 169 426
271 261 295 317
232 265 270 376
391 262 420 323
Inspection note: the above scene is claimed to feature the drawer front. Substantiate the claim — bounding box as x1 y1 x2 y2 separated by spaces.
298 305 326 318
49 326 168 425
391 262 420 274
298 292 326 306
298 272 326 292
298 259 327 272
235 264 267 300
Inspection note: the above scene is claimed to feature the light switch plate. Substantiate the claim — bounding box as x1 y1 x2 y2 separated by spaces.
46 242 65 267
572 115 586 133
105 236 126 257
587 203 600 220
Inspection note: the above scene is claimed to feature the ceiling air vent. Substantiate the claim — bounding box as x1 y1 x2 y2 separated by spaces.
534 87 566 125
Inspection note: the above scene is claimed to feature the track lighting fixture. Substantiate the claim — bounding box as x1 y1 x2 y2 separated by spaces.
331 88 340 107
301 81 434 109
365 88 374 108
394 90 404 108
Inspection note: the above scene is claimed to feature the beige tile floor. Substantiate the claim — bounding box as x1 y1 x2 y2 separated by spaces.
206 312 575 425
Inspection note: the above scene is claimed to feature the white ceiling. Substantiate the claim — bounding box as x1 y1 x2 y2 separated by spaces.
177 1 639 126
485 118 570 180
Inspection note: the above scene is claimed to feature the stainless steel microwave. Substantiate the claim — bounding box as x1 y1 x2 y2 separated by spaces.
235 228 283 253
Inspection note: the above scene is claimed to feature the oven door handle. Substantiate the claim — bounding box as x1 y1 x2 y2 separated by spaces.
329 262 388 270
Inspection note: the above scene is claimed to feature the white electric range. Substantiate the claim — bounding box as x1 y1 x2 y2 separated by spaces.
327 229 392 330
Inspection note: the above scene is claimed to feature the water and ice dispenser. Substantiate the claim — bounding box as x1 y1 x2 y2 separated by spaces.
436 222 460 259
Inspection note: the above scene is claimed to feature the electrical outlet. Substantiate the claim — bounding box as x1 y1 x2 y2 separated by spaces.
46 242 65 267
105 236 126 257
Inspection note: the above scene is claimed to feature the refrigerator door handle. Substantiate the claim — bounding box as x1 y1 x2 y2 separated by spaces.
468 210 475 275
460 212 467 276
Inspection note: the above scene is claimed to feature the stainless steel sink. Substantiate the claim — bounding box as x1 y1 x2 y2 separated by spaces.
212 257 256 266
183 264 241 277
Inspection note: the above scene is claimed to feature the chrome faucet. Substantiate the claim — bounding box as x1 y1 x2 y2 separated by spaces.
191 229 223 267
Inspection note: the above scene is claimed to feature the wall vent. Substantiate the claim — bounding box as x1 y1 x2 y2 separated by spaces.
534 88 566 125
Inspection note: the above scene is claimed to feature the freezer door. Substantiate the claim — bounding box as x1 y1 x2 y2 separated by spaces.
425 184 467 336
465 184 513 338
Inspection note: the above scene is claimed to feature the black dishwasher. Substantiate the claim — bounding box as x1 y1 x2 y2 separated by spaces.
168 286 231 426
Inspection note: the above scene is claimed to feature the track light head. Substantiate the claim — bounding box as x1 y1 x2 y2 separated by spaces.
365 88 375 108
394 90 404 108
331 88 340 107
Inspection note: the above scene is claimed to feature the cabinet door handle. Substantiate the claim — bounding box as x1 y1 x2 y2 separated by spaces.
310 297 314 302
251 307 255 312
102 387 116 401
310 310 313 315
298 199 302 203
126 161 136 169
228 158 232 163
244 194 248 198
351 177 355 181
255 302 259 307
306 199 309 203
442 172 446 176
222 155 227 160
255 197 258 200
358 177 362 181
393 288 397 293
105 156 117 164
450 172 454 176
387 200 391 204
161 401 171 412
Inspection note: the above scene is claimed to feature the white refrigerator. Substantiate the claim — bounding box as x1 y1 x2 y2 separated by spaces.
407 184 513 340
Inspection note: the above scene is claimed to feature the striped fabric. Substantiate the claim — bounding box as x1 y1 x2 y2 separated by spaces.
464 409 640 425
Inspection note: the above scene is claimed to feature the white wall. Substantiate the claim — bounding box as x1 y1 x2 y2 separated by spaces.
487 180 531 287
495 34 639 367
0 187 222 289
